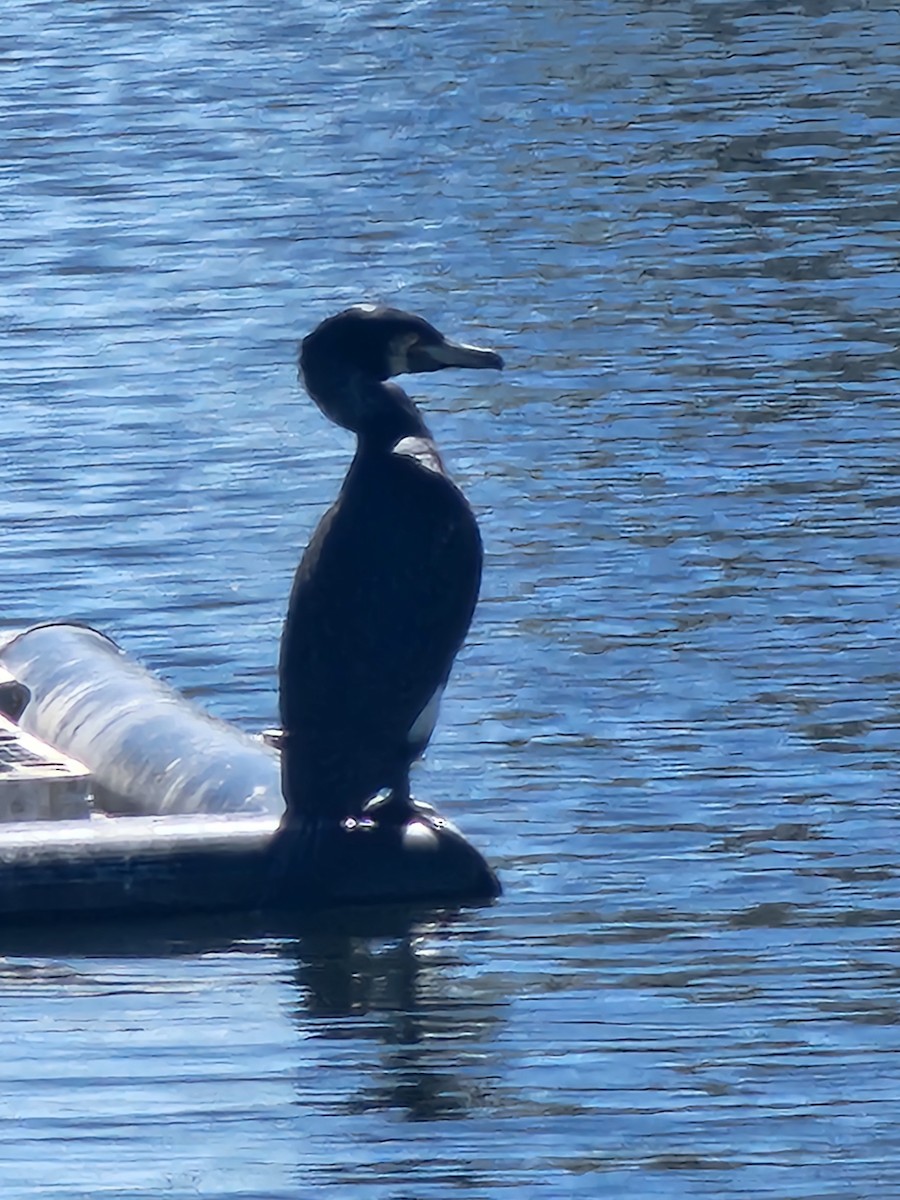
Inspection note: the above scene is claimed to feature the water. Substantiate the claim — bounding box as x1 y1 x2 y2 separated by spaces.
2 0 900 1194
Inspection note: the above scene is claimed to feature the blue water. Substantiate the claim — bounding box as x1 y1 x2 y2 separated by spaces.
3 0 900 1195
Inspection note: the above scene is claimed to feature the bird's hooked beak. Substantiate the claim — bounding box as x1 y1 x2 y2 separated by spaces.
402 335 504 375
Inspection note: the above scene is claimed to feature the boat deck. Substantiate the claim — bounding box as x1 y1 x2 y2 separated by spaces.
0 713 93 822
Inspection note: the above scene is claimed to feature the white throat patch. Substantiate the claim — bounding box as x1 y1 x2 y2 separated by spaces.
392 436 443 475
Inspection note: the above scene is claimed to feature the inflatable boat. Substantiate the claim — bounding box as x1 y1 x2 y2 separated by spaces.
0 623 500 920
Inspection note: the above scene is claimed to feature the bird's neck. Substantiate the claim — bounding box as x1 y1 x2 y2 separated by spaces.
307 369 433 451
359 381 433 451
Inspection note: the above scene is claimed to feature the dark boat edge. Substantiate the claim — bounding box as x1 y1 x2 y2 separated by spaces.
0 810 501 923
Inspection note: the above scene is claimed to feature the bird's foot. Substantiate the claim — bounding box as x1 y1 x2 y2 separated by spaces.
361 786 418 826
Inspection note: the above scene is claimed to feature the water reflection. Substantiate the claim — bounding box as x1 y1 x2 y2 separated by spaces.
0 906 506 1160
291 926 503 1124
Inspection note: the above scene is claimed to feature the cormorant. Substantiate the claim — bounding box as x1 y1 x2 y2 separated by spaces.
278 305 503 826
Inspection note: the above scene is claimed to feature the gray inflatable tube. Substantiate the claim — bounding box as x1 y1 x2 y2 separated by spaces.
0 624 500 919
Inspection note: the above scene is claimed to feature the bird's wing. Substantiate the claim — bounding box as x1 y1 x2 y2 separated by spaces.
279 450 481 746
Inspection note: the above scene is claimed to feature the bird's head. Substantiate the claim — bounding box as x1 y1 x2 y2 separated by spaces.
299 305 503 433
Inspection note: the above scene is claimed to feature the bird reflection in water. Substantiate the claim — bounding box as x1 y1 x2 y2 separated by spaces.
0 906 505 1130
288 912 503 1124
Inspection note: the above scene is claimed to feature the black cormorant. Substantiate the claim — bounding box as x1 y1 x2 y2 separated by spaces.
278 305 503 827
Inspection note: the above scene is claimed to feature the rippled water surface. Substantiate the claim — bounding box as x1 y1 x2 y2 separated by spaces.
3 0 900 1195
